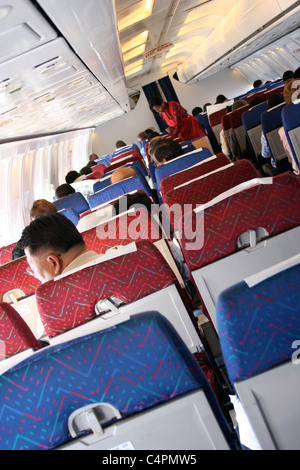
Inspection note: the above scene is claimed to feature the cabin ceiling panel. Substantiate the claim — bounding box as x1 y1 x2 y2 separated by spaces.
177 0 300 83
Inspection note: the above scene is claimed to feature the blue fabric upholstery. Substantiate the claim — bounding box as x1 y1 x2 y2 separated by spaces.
155 147 212 193
216 263 300 384
0 311 231 450
88 175 152 209
53 192 89 215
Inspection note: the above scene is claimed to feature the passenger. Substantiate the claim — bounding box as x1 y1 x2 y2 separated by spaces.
19 213 100 283
278 79 300 175
215 94 228 104
219 99 248 160
248 96 266 109
293 67 300 79
144 128 160 140
55 183 75 199
12 199 57 260
149 95 205 141
79 165 93 175
148 136 165 160
282 70 294 82
110 167 137 184
65 170 86 184
192 106 203 116
203 102 211 112
253 79 263 88
89 153 98 162
151 138 183 167
115 140 127 149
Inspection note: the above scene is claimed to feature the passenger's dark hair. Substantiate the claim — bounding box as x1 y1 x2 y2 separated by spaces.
282 70 293 81
65 170 80 184
215 94 227 104
154 139 183 163
80 166 93 175
267 93 285 109
149 95 164 112
293 67 300 79
55 183 75 199
113 193 153 215
253 79 263 88
19 213 85 255
248 96 266 109
192 107 203 116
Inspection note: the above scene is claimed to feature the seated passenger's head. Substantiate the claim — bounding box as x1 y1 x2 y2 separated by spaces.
110 167 137 184
115 140 127 148
55 183 75 199
30 199 57 221
152 139 183 166
20 213 86 283
65 170 80 184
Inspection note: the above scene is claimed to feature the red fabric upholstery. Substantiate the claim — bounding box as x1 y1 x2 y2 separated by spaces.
36 240 177 338
0 302 41 360
176 173 300 271
0 257 41 301
160 153 230 202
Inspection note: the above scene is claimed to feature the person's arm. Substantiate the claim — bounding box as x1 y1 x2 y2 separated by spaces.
168 102 184 137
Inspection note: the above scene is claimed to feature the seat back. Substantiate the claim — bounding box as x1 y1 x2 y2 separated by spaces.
261 103 287 163
0 242 16 266
281 101 300 171
155 147 213 193
164 160 259 231
0 257 41 301
53 191 89 215
81 208 162 255
208 108 227 144
104 154 145 174
216 261 300 449
176 173 300 272
180 141 196 153
58 207 80 226
229 105 249 155
0 311 234 450
88 176 152 209
242 102 268 158
36 241 176 339
160 153 230 202
0 301 41 362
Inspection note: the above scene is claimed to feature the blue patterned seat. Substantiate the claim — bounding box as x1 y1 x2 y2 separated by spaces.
216 261 300 449
88 176 152 209
155 147 212 194
0 311 235 450
217 261 300 383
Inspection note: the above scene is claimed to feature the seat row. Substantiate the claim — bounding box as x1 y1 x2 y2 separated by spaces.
1 139 300 449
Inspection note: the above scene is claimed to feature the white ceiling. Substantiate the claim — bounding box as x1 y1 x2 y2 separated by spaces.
0 0 299 141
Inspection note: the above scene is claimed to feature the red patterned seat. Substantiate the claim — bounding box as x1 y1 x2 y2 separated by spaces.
160 153 231 203
0 257 41 301
164 160 259 231
36 240 178 339
176 173 300 272
0 242 16 266
81 208 163 254
0 302 41 361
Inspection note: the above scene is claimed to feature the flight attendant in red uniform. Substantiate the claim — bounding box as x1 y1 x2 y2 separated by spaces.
149 95 205 141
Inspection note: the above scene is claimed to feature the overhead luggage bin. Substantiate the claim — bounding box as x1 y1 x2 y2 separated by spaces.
0 0 57 64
